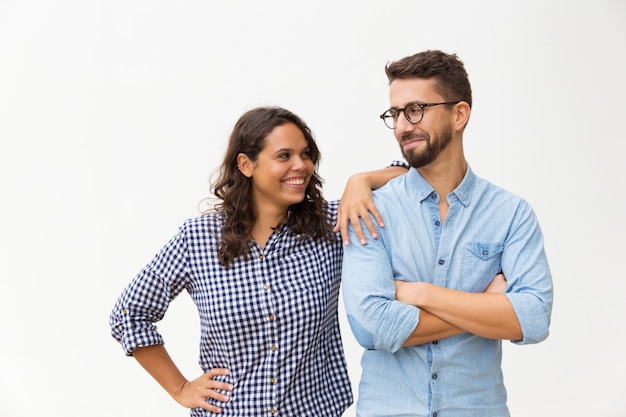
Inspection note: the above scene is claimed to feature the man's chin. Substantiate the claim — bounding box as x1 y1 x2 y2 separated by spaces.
404 152 432 169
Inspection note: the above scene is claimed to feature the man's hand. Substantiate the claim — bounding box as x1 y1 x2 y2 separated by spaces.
485 273 507 293
393 272 520 340
394 280 417 305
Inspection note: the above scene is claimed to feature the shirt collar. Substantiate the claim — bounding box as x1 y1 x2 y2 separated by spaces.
407 164 476 207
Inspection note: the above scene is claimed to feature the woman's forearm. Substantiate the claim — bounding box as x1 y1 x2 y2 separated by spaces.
132 344 188 398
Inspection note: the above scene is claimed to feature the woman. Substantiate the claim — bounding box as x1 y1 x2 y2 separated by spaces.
109 106 406 416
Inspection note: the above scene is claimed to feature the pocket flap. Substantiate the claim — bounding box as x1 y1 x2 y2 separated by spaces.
466 242 503 260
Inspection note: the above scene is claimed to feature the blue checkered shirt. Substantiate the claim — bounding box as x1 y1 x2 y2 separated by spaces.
110 200 352 416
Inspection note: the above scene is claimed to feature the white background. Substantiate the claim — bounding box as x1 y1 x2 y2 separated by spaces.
1 1 625 416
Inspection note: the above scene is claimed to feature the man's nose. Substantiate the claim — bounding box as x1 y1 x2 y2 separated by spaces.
395 112 414 132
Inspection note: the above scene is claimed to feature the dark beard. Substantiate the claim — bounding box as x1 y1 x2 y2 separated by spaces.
401 123 453 169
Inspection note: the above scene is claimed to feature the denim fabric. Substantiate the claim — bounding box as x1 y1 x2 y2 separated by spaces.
342 167 553 417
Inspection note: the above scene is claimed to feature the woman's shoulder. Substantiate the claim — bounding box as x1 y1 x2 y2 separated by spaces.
179 211 224 238
325 199 339 223
326 199 339 212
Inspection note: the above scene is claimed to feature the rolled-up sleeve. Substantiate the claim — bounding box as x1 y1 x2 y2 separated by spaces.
109 226 191 355
341 219 419 353
503 201 553 345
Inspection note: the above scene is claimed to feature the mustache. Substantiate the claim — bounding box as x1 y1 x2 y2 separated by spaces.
401 133 429 142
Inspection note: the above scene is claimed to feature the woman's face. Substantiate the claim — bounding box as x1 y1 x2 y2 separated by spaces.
239 122 314 215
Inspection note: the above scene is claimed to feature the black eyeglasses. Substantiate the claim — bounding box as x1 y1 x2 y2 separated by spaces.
379 101 461 129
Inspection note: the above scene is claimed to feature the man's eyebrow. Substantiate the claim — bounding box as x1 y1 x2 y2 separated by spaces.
388 101 424 110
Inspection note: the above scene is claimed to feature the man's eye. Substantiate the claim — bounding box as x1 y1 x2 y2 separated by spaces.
407 105 422 116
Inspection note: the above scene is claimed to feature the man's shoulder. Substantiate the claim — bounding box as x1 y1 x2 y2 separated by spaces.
470 175 536 221
372 173 411 203
474 175 527 203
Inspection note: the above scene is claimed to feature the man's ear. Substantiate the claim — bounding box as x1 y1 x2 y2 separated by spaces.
237 153 254 178
454 101 471 131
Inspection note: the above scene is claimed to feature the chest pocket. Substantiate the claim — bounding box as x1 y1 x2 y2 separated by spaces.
460 242 503 292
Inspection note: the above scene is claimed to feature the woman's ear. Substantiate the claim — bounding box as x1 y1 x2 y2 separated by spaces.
237 153 254 178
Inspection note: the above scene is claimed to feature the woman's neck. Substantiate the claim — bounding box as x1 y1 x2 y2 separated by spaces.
251 206 287 250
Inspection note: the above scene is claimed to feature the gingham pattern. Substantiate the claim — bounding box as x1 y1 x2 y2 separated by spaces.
110 200 352 416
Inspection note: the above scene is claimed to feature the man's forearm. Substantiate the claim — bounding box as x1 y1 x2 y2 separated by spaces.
397 281 522 341
402 309 464 346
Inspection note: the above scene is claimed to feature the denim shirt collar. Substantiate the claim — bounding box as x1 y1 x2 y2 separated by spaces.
407 163 476 207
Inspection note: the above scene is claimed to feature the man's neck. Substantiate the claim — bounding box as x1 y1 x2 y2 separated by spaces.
418 157 467 198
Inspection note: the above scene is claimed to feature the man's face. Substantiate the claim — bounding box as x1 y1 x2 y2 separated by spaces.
389 78 455 169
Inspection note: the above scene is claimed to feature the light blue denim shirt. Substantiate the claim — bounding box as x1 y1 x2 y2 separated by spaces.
342 166 553 417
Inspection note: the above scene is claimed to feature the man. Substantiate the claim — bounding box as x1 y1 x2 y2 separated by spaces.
341 50 553 417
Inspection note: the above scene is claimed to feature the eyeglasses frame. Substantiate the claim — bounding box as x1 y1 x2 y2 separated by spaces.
379 101 462 129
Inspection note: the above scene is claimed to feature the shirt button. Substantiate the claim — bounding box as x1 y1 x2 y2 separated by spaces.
431 193 436 199
270 408 276 414
259 255 264 259
271 345 277 351
432 340 438 345
482 249 488 256
433 413 438 417
269 314 275 321
263 284 269 290
269 377 275 384
432 373 438 379
438 259 445 265
435 220 441 226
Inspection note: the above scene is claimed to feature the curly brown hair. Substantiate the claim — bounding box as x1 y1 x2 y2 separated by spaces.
210 106 334 267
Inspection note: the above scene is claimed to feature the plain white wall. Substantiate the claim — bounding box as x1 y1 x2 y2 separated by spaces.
1 1 625 416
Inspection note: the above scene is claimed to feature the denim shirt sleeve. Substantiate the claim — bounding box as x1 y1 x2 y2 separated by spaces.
109 224 191 355
341 219 419 353
503 200 553 345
